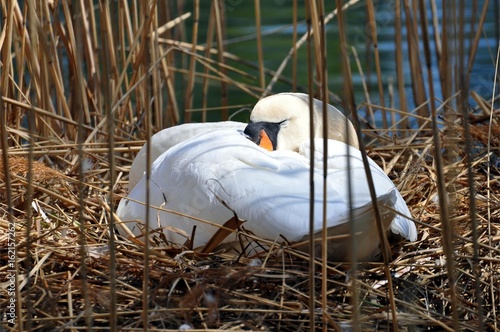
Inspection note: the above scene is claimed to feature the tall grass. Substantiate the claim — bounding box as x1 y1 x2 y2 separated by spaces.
1 0 499 330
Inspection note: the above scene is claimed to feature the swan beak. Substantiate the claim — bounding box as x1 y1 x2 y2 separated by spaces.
258 130 273 151
244 121 280 151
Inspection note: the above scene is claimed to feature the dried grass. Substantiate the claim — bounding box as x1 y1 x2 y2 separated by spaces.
1 1 499 331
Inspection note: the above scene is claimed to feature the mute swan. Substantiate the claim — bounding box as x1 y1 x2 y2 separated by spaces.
116 129 416 261
128 121 246 192
116 93 416 261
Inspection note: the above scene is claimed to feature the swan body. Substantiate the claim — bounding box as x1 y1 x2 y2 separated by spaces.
128 121 246 192
118 93 417 261
116 129 416 261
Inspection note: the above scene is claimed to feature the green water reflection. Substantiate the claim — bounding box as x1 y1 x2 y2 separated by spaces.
177 0 497 126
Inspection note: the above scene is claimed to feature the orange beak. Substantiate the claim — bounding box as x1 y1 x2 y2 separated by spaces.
259 129 273 151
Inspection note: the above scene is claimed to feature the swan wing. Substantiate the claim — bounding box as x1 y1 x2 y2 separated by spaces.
301 139 417 241
118 129 274 247
118 129 417 255
299 190 398 261
128 121 246 192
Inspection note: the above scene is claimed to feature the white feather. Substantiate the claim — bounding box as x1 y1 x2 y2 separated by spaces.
116 129 416 259
128 121 246 192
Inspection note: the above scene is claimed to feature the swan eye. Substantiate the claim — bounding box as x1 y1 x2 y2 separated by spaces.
279 119 289 127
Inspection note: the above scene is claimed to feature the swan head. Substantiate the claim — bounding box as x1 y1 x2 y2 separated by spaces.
244 93 359 152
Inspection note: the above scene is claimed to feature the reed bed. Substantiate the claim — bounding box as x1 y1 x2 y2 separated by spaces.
1 0 499 331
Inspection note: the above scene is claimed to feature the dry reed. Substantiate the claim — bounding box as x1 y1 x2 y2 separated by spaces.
1 1 499 331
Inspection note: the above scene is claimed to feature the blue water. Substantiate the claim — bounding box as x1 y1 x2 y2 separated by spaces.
7 1 496 126
186 0 498 126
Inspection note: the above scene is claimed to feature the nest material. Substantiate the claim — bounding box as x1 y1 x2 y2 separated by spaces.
1 123 499 331
0 157 67 212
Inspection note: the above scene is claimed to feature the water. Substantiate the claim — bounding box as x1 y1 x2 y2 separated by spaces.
4 1 496 126
184 0 498 126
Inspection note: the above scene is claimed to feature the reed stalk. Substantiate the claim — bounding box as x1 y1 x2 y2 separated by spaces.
394 0 408 130
184 0 199 123
366 0 386 129
254 0 265 91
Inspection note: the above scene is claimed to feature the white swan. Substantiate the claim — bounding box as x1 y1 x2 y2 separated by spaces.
128 121 246 192
116 129 416 261
117 93 417 261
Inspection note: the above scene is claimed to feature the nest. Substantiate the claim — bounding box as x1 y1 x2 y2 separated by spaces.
1 122 499 331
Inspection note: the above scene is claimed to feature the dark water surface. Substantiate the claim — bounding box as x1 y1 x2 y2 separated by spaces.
183 0 498 126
